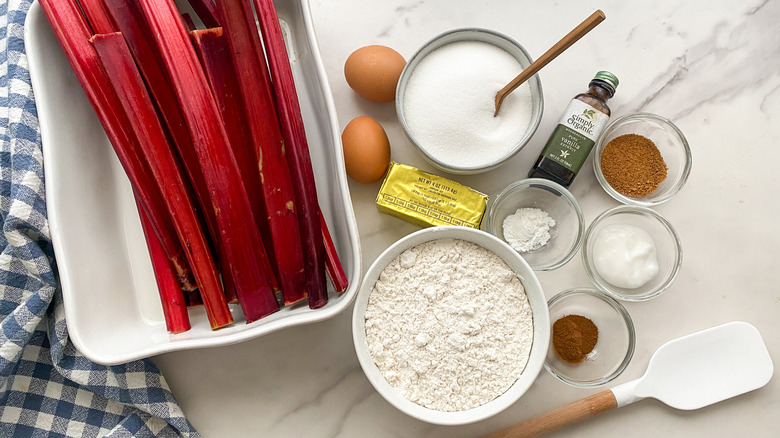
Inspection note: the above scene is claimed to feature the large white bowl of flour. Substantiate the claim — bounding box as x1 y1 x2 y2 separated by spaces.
396 28 544 174
352 226 550 425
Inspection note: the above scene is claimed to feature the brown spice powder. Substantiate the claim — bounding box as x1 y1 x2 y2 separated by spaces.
552 314 598 365
600 134 668 197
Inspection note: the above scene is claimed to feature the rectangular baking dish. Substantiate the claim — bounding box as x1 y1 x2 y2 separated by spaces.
25 0 360 365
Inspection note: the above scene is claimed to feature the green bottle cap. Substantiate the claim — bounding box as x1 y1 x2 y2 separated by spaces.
593 71 619 90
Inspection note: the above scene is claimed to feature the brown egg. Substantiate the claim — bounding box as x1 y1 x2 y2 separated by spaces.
341 116 391 184
344 45 406 103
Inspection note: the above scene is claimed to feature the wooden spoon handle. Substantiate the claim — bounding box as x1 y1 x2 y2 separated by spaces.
494 9 605 114
481 390 618 438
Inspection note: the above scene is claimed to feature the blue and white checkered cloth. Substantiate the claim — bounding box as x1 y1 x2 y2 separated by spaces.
0 1 199 436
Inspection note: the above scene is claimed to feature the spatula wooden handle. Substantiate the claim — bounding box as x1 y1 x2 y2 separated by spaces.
481 390 618 438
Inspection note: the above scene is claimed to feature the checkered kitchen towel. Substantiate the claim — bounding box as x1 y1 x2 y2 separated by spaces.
0 1 198 436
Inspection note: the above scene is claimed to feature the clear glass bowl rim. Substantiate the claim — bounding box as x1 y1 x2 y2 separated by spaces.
543 287 636 388
593 112 692 206
582 205 683 302
486 178 585 271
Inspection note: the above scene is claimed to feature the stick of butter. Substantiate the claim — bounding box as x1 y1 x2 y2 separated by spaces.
376 162 488 228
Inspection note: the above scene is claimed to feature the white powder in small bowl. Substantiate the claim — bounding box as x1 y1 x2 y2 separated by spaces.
403 40 534 169
364 238 534 412
502 208 556 253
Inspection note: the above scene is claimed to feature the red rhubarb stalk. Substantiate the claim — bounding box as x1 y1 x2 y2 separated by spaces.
136 198 190 333
214 0 307 305
190 27 281 294
38 0 198 293
320 213 348 293
253 0 333 307
181 13 197 32
92 32 233 329
183 288 203 308
136 0 279 322
187 0 220 29
104 0 212 237
103 0 238 304
77 0 116 33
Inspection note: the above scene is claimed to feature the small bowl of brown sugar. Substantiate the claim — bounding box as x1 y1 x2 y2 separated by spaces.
544 288 635 388
593 113 692 206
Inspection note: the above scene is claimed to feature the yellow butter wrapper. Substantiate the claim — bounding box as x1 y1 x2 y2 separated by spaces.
376 162 488 228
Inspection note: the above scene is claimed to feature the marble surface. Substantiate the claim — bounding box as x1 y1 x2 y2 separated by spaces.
153 0 780 436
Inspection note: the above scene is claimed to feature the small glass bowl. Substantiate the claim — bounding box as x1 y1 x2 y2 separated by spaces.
582 205 683 302
593 113 692 206
486 178 584 271
544 288 635 388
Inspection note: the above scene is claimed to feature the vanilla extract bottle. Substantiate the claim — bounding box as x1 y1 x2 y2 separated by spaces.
528 71 618 187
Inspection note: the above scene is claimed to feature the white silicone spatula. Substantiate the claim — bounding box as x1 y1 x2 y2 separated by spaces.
483 321 774 438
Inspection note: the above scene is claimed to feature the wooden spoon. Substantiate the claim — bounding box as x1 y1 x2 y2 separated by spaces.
494 10 606 116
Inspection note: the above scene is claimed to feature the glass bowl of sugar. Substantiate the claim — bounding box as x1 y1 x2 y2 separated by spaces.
396 28 544 174
486 178 585 271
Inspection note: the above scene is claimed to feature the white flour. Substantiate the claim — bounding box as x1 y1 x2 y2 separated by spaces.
403 40 534 168
502 208 556 252
364 238 534 412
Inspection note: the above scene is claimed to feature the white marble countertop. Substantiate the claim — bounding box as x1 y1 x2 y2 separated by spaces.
153 0 779 436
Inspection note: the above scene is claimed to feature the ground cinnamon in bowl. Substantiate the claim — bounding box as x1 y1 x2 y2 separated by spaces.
552 314 598 364
600 134 667 197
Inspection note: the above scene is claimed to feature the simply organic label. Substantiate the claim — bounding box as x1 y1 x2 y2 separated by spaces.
541 99 610 173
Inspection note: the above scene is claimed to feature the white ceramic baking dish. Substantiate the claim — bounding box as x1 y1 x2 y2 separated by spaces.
25 0 360 365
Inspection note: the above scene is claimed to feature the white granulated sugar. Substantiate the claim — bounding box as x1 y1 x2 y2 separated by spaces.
364 238 534 412
403 40 534 168
502 208 556 252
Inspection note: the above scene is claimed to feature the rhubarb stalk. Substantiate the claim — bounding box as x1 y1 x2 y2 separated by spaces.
137 198 190 333
254 0 333 307
92 32 233 329
104 0 238 304
38 0 198 293
214 0 307 305
320 213 348 292
187 0 220 29
190 27 281 293
77 0 116 34
181 13 197 32
137 0 279 322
